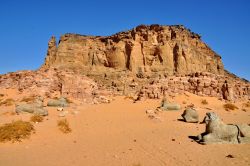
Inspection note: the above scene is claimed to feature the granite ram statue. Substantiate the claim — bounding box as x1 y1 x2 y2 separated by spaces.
197 112 250 144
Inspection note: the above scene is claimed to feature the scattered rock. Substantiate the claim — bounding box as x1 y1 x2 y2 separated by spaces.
57 107 64 112
148 114 160 120
93 96 111 104
145 109 155 114
226 154 235 158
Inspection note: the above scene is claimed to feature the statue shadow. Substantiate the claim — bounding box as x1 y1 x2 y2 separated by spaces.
177 118 185 122
188 135 199 141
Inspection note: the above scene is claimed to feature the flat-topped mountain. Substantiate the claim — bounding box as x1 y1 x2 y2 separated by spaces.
0 24 249 102
42 24 224 75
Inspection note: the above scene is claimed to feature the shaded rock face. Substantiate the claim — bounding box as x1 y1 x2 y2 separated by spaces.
41 25 224 75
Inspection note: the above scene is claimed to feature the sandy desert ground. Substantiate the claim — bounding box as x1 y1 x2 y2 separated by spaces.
0 91 250 166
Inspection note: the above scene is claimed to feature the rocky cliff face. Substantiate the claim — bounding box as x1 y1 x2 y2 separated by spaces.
41 25 224 76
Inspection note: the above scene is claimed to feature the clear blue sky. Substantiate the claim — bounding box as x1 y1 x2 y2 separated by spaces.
0 0 249 80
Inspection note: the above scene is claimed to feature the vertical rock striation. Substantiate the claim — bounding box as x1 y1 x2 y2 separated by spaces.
41 25 224 75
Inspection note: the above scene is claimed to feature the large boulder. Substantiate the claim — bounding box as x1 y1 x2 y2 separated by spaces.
181 108 199 123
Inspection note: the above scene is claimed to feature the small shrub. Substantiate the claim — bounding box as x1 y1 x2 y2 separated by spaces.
0 94 4 97
30 115 44 123
124 96 134 100
57 119 72 133
224 103 238 111
0 98 15 106
243 102 250 108
0 120 34 142
242 108 247 112
201 99 208 105
1 111 16 116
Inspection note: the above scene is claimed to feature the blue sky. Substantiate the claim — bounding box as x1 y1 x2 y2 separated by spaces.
0 0 249 80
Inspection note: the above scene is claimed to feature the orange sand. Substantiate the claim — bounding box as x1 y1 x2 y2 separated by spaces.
0 93 250 166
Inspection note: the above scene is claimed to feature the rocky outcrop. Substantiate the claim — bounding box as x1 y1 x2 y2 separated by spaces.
41 25 224 76
0 69 108 103
118 71 250 101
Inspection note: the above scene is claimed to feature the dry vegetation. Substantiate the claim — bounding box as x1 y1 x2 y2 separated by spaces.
124 96 135 100
0 98 15 106
65 98 73 104
242 108 247 112
1 111 16 116
243 101 250 108
224 103 239 111
57 119 72 133
0 120 34 142
30 115 44 123
201 99 208 105
20 96 36 103
0 94 4 97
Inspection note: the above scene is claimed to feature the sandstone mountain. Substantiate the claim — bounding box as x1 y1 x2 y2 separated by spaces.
42 25 224 76
0 24 249 102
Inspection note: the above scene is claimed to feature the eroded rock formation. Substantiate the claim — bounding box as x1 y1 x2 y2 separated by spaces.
41 25 224 76
0 69 107 103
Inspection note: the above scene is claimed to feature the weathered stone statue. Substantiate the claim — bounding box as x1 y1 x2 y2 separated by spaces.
196 112 250 144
